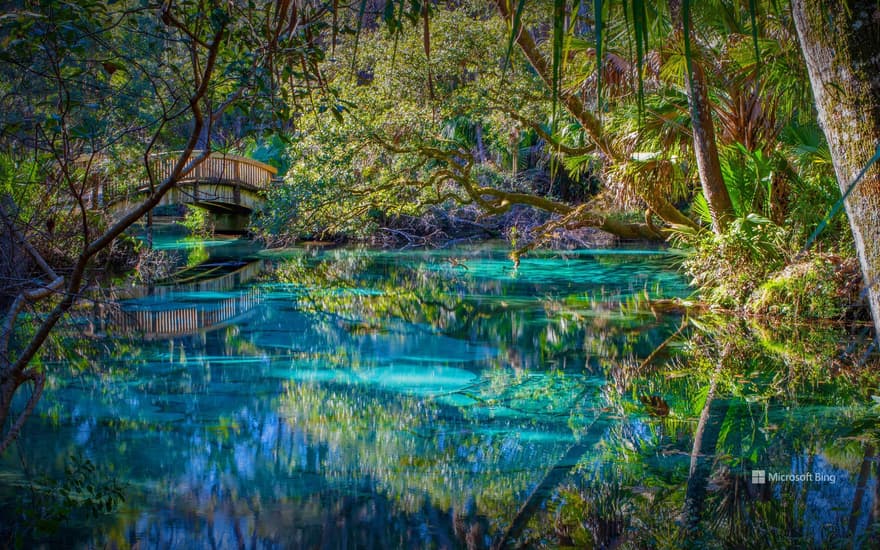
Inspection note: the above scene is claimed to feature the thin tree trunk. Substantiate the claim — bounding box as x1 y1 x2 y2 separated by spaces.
792 0 880 339
682 362 729 535
0 23 228 451
668 0 734 234
491 415 606 549
492 442 591 549
475 122 487 164
849 444 875 542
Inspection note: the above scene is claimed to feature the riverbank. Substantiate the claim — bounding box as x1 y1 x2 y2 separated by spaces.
218 198 872 330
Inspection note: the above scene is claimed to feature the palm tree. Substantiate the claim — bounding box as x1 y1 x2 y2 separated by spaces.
493 0 700 231
667 0 734 233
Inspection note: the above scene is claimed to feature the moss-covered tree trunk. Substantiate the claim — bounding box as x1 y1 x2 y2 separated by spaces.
792 0 880 338
669 0 734 234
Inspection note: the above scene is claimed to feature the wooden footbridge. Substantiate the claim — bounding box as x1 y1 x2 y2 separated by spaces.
74 151 276 338
85 151 279 215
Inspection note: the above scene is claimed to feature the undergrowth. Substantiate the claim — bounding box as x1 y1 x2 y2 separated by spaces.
671 215 863 320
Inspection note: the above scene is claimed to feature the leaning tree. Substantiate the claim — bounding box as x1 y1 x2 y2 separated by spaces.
792 0 880 337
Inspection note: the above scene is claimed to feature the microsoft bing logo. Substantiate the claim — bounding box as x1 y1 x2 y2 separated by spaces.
748 469 835 484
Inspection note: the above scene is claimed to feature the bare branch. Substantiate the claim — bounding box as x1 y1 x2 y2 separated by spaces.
0 203 59 281
0 372 45 455
0 18 232 450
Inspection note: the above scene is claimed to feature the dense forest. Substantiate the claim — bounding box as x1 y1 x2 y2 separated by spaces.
2 0 880 547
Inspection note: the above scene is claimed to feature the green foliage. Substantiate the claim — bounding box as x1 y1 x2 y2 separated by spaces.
550 474 632 548
180 205 214 238
241 134 294 177
251 6 523 242
676 200 858 318
675 215 788 307
719 143 775 218
778 121 848 246
0 154 42 217
675 108 854 313
7 454 125 545
747 255 855 319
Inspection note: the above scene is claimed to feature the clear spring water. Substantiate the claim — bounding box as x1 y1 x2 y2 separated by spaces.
1 233 878 548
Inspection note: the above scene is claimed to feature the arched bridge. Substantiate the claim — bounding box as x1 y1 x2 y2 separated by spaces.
90 151 278 216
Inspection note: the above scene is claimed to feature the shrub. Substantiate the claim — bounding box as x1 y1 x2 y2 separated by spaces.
181 204 214 238
748 254 861 319
676 215 788 308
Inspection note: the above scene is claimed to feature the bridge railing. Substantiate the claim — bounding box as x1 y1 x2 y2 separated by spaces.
150 151 278 189
79 260 265 339
88 151 278 207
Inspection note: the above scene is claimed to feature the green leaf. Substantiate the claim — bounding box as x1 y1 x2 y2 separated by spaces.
748 0 761 75
551 0 566 132
502 0 527 75
633 0 648 117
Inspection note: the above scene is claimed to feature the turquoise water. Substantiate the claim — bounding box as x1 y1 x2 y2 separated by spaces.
2 236 878 548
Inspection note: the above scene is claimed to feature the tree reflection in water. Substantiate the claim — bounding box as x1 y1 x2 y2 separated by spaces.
1 244 877 548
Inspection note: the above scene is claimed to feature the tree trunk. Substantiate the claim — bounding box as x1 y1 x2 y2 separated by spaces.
792 0 880 339
682 362 729 535
491 414 607 549
669 0 735 234
492 442 592 549
475 122 487 164
849 444 874 539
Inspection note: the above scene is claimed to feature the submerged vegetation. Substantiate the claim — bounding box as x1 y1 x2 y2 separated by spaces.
1 0 880 547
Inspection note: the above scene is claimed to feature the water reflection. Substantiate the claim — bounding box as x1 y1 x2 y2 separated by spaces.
1 243 878 548
86 260 265 340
